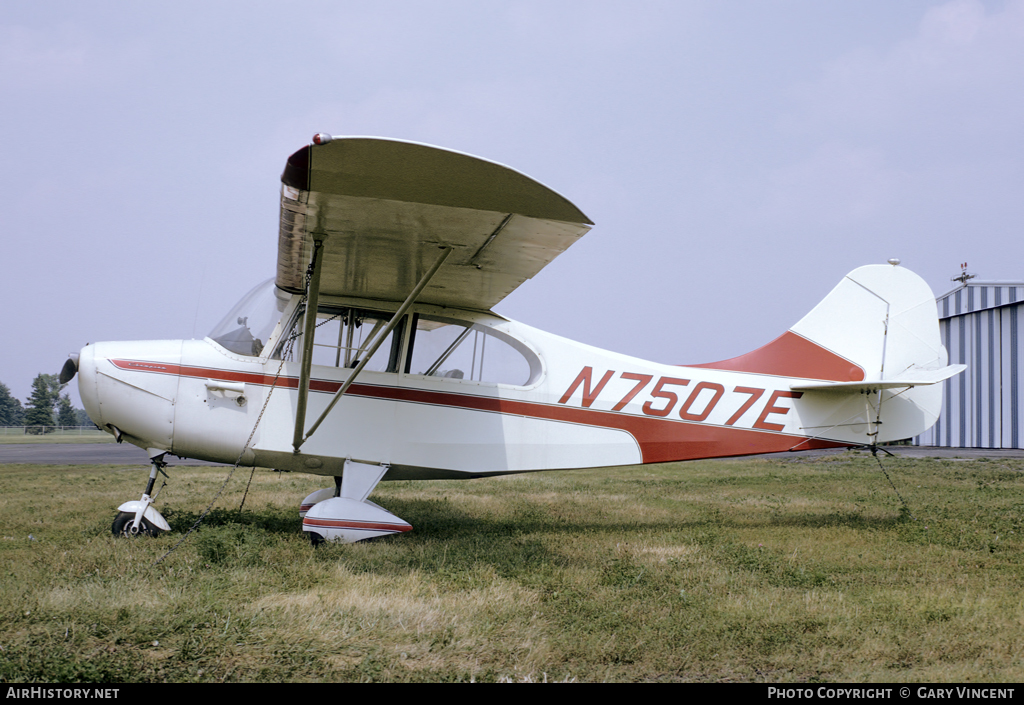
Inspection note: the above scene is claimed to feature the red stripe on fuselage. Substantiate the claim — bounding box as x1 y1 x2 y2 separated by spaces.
109 358 848 463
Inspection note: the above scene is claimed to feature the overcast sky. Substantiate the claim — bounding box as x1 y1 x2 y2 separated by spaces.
2 0 1023 408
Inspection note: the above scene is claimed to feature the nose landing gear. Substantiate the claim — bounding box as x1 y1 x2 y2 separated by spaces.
111 449 172 538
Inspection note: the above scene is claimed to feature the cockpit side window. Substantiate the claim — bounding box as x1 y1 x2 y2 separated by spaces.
273 305 404 374
406 314 536 386
267 303 538 386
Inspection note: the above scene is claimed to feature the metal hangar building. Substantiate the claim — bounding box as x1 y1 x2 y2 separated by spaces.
914 278 1024 449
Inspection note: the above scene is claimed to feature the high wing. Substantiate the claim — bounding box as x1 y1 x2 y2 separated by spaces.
276 136 593 311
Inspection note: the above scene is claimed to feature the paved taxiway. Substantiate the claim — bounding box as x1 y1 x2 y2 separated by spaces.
0 443 228 465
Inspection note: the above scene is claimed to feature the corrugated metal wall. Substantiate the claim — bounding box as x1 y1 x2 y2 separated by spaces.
915 282 1024 448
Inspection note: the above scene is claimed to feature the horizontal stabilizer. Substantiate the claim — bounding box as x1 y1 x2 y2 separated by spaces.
791 364 966 392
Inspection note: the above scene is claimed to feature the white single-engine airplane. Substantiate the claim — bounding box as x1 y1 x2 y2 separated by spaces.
61 135 965 544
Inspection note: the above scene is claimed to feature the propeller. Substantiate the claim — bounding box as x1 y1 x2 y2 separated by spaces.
59 352 80 385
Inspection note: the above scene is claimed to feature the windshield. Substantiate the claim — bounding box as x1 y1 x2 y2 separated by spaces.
208 279 290 356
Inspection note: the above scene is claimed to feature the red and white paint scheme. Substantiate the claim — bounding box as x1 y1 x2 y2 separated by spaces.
63 136 965 544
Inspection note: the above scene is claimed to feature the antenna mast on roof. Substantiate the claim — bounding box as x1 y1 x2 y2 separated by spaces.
952 262 976 285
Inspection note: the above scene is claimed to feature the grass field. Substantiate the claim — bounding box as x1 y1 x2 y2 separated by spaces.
2 452 1023 683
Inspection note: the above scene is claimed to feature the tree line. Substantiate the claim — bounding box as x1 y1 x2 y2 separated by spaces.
0 374 91 428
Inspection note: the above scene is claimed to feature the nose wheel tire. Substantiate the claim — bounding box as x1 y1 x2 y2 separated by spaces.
112 511 163 538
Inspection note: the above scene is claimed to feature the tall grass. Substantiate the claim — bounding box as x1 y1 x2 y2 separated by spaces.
1 452 1023 682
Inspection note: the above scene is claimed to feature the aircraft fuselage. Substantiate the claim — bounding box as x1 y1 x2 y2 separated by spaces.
77 286 935 481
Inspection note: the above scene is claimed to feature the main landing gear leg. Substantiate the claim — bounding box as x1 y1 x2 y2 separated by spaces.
302 459 411 545
111 449 172 538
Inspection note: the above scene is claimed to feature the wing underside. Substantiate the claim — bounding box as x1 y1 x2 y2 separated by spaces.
276 136 593 311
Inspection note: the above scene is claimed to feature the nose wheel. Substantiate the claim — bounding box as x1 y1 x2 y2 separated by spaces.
111 450 172 538
112 511 162 537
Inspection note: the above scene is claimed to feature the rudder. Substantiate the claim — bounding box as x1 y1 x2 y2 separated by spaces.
790 264 947 382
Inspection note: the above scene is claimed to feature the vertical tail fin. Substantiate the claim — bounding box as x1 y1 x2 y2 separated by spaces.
693 264 963 444
690 264 946 383
787 264 962 443
791 264 948 382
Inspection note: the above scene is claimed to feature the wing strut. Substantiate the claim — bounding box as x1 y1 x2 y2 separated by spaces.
292 237 327 452
292 245 454 453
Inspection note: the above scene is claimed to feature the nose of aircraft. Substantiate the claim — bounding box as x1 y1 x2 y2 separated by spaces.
75 340 181 451
75 344 102 430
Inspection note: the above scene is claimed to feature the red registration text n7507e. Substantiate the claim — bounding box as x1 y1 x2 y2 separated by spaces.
557 367 801 432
